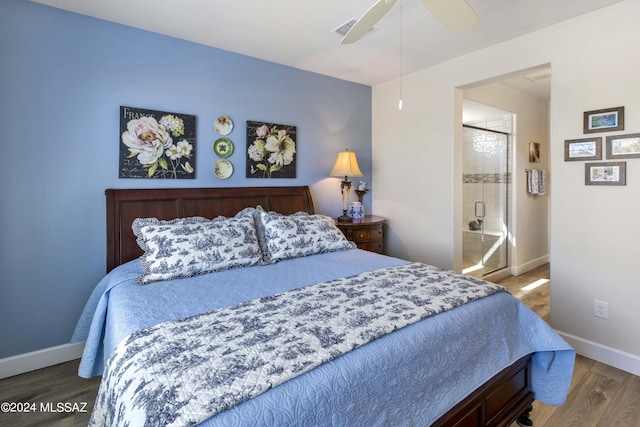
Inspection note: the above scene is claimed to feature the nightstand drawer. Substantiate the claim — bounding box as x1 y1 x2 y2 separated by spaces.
358 241 384 254
351 225 383 242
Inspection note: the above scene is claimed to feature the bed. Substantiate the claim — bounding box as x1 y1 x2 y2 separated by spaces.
72 186 574 427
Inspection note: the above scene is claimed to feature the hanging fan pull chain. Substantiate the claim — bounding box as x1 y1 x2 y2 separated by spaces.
399 0 404 110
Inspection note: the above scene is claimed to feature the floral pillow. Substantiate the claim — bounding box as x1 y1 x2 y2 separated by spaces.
258 211 354 263
132 214 263 284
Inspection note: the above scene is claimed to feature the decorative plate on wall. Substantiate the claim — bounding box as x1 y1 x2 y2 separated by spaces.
214 115 233 136
214 159 233 179
213 137 234 158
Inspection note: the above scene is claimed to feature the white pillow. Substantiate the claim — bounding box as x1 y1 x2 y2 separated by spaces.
258 211 353 263
132 215 263 284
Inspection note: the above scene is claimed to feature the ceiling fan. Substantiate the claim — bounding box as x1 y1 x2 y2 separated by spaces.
341 0 480 44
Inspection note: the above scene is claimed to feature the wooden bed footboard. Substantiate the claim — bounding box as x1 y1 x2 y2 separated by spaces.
433 355 534 427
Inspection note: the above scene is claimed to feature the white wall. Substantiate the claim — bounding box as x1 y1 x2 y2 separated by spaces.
372 0 640 374
464 83 550 274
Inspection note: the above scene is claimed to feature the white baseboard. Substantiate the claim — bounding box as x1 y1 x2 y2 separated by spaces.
557 331 640 377
0 342 84 380
511 254 549 276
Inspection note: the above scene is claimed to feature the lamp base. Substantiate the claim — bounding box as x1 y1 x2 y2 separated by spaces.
336 211 352 223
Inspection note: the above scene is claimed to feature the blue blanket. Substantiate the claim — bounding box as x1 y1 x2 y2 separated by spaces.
73 250 575 426
90 263 508 426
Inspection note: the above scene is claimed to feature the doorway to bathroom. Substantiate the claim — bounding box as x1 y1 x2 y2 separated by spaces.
462 118 511 278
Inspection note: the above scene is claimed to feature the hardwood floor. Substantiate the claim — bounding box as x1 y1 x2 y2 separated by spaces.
0 359 99 427
1 263 638 426
494 263 551 323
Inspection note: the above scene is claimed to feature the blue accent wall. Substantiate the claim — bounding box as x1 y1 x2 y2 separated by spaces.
0 0 372 358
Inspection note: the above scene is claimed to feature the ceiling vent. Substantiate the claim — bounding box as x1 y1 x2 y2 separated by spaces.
332 18 376 37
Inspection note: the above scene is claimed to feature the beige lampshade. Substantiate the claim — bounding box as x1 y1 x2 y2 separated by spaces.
329 150 364 178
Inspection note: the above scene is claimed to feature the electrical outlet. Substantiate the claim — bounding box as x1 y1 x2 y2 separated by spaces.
594 300 608 319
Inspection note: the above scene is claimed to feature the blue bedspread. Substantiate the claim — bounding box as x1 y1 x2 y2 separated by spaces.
73 249 575 426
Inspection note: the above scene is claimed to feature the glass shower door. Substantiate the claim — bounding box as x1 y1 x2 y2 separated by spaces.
462 125 509 277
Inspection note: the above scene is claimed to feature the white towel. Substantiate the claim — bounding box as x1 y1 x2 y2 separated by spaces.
527 169 546 195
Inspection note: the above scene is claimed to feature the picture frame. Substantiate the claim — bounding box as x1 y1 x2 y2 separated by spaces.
119 106 196 179
583 106 624 133
528 142 540 163
564 137 602 161
585 161 626 186
246 121 297 178
605 133 640 159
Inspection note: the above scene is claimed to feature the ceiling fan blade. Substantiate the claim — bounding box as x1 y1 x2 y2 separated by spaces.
341 0 398 44
422 0 479 33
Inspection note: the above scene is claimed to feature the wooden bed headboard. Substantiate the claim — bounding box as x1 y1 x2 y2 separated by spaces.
105 186 315 272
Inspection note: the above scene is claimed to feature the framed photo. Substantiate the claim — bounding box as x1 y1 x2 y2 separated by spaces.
583 106 624 133
564 137 602 161
585 161 626 186
606 133 640 159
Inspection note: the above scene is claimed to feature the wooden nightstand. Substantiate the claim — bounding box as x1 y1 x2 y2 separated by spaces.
335 215 385 254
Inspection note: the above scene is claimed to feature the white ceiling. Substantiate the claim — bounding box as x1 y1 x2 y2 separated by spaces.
31 0 621 90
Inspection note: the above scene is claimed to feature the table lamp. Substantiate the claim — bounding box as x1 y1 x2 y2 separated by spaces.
329 150 364 222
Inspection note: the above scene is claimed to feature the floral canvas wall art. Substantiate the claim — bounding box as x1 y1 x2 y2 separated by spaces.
119 106 196 179
246 121 296 178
